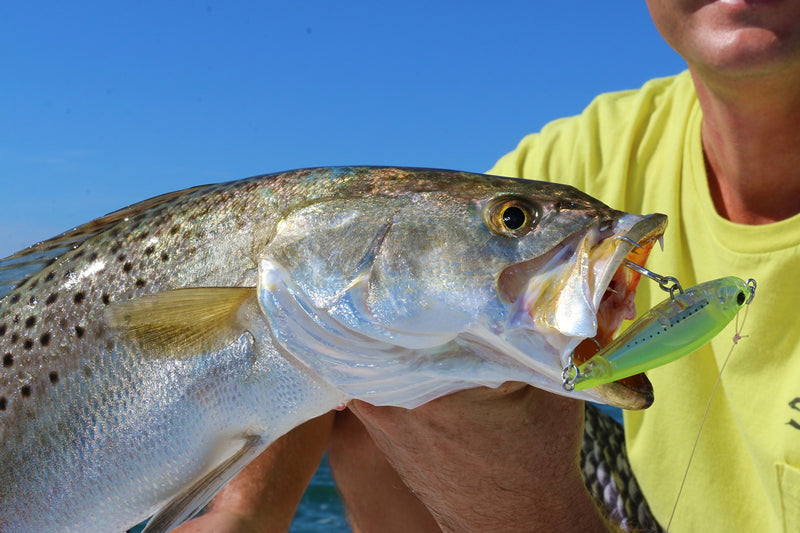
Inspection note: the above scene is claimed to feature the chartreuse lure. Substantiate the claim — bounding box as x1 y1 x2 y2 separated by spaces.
563 262 756 392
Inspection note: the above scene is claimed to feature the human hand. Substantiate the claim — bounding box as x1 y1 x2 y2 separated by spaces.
347 383 610 532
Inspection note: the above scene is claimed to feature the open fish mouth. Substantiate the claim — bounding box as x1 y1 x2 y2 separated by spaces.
498 212 668 409
576 213 667 409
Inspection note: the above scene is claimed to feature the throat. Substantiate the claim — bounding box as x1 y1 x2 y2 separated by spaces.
704 149 800 224
702 120 800 225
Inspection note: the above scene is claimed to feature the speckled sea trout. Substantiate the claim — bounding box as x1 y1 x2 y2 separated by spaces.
0 167 665 532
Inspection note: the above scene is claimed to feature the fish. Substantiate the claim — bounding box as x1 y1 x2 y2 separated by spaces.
0 166 666 532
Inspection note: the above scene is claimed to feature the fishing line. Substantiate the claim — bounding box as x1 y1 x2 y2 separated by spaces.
666 291 754 529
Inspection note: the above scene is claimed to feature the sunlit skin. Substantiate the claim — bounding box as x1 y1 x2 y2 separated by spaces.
647 0 800 224
648 0 800 78
186 2 800 532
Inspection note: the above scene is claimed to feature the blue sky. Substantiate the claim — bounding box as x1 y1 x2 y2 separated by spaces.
0 2 686 257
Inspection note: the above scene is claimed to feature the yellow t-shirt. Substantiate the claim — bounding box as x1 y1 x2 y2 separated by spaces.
489 71 800 532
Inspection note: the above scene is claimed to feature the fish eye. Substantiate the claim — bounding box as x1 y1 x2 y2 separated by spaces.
502 206 526 230
485 197 538 238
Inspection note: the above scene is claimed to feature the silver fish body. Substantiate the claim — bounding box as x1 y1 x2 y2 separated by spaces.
0 167 665 532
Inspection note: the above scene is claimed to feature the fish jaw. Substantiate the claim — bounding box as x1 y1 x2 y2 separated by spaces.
496 212 667 410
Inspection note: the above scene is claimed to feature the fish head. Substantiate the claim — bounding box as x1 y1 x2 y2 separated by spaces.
489 196 667 410
257 168 666 409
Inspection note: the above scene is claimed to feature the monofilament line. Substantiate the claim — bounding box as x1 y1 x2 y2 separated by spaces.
666 303 752 530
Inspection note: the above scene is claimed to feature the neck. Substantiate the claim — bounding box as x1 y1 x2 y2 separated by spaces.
689 67 800 224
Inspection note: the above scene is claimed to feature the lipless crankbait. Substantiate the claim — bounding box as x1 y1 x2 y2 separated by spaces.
563 263 756 392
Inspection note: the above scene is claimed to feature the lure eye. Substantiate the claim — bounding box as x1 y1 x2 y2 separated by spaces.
736 291 746 306
485 197 538 238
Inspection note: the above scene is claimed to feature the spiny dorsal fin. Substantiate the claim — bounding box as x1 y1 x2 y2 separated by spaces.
104 287 255 358
0 184 212 300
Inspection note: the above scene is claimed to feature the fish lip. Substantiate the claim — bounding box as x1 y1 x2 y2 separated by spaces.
583 212 667 410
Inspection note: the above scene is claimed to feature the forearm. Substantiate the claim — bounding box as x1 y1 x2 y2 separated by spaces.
174 412 335 533
349 384 616 532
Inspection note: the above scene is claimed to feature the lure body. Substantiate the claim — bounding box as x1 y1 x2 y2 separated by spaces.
570 276 753 391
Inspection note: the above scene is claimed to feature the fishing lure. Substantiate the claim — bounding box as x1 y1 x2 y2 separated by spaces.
562 261 757 392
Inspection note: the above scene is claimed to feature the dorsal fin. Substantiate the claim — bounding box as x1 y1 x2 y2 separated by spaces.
0 184 211 299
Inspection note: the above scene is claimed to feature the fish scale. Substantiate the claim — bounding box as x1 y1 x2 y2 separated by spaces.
0 167 666 532
0 179 286 531
0 185 238 428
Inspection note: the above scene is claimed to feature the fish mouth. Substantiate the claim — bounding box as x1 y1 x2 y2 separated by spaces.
498 212 667 410
575 213 667 410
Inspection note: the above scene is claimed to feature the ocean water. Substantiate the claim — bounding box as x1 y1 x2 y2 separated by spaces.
290 457 349 532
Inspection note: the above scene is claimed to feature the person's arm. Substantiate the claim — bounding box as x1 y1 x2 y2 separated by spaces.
345 383 615 533
328 409 442 533
173 412 335 533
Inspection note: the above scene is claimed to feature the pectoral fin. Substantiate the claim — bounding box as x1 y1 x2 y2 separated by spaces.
141 435 266 533
104 287 255 358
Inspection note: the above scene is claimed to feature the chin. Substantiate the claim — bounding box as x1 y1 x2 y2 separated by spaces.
695 26 800 77
649 0 800 77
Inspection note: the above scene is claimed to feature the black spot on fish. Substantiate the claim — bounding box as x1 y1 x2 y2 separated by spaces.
0 324 5 336
28 280 38 290
74 292 85 304
160 252 170 262
45 272 55 282
10 294 20 304
82 366 92 379
101 293 110 305
49 371 59 384
25 316 36 328
20 385 30 398
123 262 133 273
110 244 121 254
135 279 146 288
75 326 85 338
105 340 115 352
74 250 85 259
3 353 13 367
136 232 149 241
46 293 58 305
0 397 6 410
40 332 51 346
13 315 19 324
23 339 33 350
89 252 99 261
117 254 126 263
170 224 181 235
144 245 155 255
10 333 19 344
64 270 73 280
